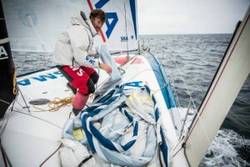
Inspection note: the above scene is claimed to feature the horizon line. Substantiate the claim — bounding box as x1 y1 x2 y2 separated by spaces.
139 32 233 36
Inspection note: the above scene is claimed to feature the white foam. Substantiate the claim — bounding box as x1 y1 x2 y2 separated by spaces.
175 108 250 166
200 129 250 167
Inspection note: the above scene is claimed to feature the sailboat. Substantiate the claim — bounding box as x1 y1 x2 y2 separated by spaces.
0 0 249 166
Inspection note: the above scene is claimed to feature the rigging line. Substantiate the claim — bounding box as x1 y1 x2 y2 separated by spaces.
12 109 62 129
165 55 197 108
0 115 9 138
39 143 63 167
0 95 17 137
149 53 196 132
0 147 8 167
170 69 198 134
150 56 184 114
11 92 33 114
13 99 28 111
147 52 182 110
179 101 191 139
0 139 13 167
18 87 31 113
162 63 183 111
168 78 182 108
155 60 184 131
170 57 197 110
0 89 19 136
171 138 186 158
173 70 196 110
168 77 184 122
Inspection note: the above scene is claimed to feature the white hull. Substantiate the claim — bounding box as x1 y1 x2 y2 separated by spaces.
1 54 188 166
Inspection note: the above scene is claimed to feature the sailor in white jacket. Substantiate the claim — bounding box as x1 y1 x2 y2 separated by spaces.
54 9 114 115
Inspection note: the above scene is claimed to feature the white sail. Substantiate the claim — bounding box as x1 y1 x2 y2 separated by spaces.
2 0 138 53
81 0 138 52
183 8 250 167
2 0 84 52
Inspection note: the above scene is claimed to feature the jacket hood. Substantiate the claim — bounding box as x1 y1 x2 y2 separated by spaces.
71 16 98 37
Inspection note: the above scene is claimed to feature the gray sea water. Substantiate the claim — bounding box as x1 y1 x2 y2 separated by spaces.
12 34 250 166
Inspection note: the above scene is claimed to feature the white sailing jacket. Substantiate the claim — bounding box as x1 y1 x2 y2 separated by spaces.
53 15 99 68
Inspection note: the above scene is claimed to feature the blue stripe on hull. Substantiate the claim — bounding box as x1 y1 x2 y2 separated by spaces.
146 52 176 109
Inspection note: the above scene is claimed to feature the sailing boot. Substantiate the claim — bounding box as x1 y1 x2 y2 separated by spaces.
72 92 89 116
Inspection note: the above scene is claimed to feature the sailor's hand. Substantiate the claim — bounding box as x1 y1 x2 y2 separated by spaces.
88 51 99 58
99 63 112 74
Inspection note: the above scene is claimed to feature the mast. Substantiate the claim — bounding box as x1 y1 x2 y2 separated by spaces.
182 7 250 166
0 1 16 118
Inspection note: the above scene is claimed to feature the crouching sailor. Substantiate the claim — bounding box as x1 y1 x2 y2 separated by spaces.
53 9 121 115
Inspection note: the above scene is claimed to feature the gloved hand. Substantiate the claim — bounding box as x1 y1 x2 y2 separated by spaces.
99 63 112 74
87 51 99 58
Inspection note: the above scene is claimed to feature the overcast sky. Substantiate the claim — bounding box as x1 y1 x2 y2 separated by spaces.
137 0 250 34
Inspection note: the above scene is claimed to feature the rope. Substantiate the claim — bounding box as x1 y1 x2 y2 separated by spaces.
39 143 63 167
18 87 31 113
0 140 12 167
179 101 192 139
0 100 16 167
172 62 197 109
48 97 72 112
168 78 182 109
165 52 198 110
12 70 17 95
31 97 73 112
155 54 201 137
